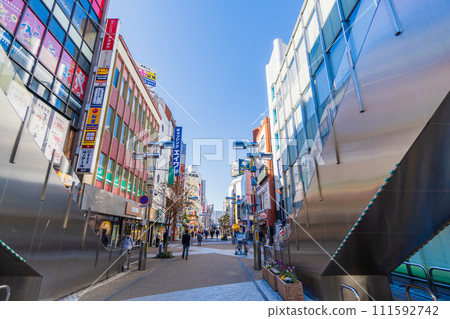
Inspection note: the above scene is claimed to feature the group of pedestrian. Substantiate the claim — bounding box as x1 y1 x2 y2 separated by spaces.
199 229 220 239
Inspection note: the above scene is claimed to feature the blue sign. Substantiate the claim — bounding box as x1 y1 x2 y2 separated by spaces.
142 78 156 87
172 127 183 176
139 195 149 204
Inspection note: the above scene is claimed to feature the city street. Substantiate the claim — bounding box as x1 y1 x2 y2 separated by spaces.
68 238 296 301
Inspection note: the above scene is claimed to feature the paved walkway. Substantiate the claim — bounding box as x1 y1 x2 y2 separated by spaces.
67 238 306 301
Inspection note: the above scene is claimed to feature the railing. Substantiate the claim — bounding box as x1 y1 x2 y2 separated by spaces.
405 284 437 301
403 262 433 291
339 284 360 301
429 266 450 298
0 285 11 301
393 263 450 299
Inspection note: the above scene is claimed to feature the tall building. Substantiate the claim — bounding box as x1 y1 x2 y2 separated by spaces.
78 30 162 247
150 95 176 239
0 0 109 162
265 0 450 300
252 117 278 243
184 165 202 231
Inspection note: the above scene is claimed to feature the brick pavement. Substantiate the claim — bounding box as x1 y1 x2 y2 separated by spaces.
76 240 272 301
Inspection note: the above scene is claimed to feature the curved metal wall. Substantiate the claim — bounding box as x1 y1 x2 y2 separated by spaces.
287 0 450 300
0 89 124 300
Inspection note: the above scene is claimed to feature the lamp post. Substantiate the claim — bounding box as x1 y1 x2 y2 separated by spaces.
247 152 273 271
225 196 236 244
233 140 264 270
133 141 174 271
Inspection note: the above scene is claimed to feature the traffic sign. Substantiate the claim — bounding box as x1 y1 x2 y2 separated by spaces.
139 195 149 204
139 204 149 208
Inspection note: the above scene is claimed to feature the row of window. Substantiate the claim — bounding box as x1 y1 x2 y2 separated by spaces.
97 153 147 198
0 0 105 126
270 0 367 207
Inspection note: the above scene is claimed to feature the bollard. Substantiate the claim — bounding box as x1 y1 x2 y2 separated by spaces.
138 242 148 271
158 242 162 257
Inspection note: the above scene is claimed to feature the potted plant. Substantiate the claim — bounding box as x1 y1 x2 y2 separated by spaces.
263 259 282 292
276 267 304 301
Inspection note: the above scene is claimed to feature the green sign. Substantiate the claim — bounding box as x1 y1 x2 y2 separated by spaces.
106 172 112 185
96 167 104 181
168 167 174 186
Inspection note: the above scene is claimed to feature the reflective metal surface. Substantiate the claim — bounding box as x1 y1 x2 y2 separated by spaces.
286 0 450 300
0 89 125 300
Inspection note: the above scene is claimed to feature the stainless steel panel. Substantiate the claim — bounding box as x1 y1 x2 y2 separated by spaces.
0 89 124 300
286 0 450 300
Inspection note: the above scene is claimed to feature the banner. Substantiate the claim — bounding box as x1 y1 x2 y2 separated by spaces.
17 7 43 55
172 127 182 176
0 0 25 34
38 31 62 73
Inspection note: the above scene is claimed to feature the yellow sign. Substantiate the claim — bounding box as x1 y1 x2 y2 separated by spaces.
86 107 101 127
97 68 109 75
82 129 98 148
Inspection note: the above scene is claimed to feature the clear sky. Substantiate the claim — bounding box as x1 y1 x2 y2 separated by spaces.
108 0 303 209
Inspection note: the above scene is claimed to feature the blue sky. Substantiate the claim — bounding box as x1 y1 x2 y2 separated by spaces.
108 0 303 209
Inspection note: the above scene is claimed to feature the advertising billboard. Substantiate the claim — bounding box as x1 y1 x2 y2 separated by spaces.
172 127 182 176
136 62 157 92
239 159 250 175
231 159 251 177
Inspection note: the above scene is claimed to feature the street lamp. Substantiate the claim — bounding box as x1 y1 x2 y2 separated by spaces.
133 141 173 271
247 152 273 271
225 196 236 244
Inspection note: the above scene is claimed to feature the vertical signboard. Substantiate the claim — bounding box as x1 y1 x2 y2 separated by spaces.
76 19 120 173
172 127 182 176
180 143 186 173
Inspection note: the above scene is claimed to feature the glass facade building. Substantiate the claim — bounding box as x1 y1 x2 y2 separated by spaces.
266 0 450 300
0 0 108 158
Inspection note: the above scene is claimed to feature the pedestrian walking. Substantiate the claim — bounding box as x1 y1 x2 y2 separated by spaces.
216 229 219 240
155 233 160 247
182 229 191 260
197 232 203 246
123 234 133 250
205 230 209 239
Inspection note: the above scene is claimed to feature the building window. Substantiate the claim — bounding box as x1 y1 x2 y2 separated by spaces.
275 132 280 151
96 153 105 181
113 67 120 88
121 169 128 192
273 108 277 124
120 77 126 97
271 85 275 101
57 0 75 17
105 107 114 132
120 125 127 144
106 158 114 185
126 87 132 105
114 164 121 188
113 116 122 139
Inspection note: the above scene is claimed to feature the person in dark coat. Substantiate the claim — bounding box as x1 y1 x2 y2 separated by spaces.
205 230 209 239
182 229 191 260
197 232 203 246
155 233 160 247
216 229 220 239
101 229 109 247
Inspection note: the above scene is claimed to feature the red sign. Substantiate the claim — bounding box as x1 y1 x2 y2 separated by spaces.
102 19 119 51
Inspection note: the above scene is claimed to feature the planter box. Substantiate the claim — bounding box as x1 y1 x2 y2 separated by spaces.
276 276 304 301
266 269 280 292
262 266 270 282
